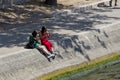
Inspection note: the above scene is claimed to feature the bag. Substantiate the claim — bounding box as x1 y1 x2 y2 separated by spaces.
25 41 35 49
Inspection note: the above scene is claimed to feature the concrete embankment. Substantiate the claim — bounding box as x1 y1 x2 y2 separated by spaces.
0 22 120 80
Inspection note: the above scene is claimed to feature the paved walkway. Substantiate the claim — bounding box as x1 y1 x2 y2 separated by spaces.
0 0 120 56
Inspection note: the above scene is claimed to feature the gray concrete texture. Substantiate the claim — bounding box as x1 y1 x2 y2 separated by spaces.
0 0 120 80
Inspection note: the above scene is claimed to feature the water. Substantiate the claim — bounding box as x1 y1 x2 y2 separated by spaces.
52 60 120 80
80 62 120 80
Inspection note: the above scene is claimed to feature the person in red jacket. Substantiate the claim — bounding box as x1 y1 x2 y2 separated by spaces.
39 26 55 55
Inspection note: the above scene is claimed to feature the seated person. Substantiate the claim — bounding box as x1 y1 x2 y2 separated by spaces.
29 30 55 61
39 26 55 54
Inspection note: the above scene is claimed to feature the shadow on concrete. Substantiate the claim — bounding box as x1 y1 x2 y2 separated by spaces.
0 3 120 59
95 35 107 49
71 35 91 61
112 7 120 9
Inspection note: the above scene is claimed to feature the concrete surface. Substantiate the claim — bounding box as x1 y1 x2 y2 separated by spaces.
0 0 120 80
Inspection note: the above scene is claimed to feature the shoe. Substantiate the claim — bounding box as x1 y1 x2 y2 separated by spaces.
47 55 52 62
51 54 55 60
47 57 51 62
52 55 55 60
47 55 51 58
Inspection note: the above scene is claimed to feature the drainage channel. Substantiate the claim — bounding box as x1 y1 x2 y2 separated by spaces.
34 52 120 80
80 60 120 80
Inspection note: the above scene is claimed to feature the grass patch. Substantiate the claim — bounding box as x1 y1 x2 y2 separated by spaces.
34 52 120 80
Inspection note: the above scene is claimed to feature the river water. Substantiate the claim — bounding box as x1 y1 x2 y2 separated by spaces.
80 62 120 80
53 60 120 80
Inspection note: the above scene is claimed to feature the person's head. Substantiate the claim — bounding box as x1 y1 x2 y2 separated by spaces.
32 30 37 37
41 26 47 34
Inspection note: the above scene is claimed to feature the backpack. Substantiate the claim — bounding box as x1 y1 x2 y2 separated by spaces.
25 41 35 49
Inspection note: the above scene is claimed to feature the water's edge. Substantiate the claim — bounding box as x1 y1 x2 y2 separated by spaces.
36 52 120 80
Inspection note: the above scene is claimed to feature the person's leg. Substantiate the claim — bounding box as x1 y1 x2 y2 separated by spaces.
38 46 55 58
35 43 50 56
41 41 56 59
38 46 51 56
115 0 117 6
49 47 55 54
42 41 54 53
109 0 112 6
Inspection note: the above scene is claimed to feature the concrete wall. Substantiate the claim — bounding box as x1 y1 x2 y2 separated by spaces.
0 23 120 80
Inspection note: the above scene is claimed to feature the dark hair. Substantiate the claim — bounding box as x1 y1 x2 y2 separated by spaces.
32 30 37 37
41 26 47 34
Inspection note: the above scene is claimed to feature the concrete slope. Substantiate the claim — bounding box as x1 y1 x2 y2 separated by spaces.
0 23 120 80
0 0 120 80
